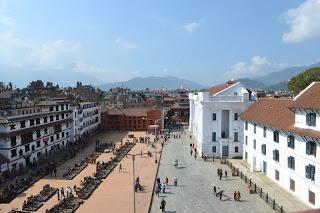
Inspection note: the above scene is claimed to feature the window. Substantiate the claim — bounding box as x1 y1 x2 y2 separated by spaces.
212 132 216 142
245 136 248 145
234 113 238 121
44 117 47 123
306 113 316 127
245 121 248 130
11 136 16 147
61 105 64 110
50 106 54 111
273 131 279 143
245 151 248 159
261 144 266 155
234 132 238 142
62 132 65 138
25 144 30 152
212 146 216 153
30 119 34 126
288 156 295 170
235 146 239 153
263 127 267 138
36 140 40 148
50 136 54 142
19 149 23 156
62 114 65 119
50 116 54 122
254 124 256 134
56 115 59 120
309 190 315 205
305 164 315 181
20 120 26 128
253 139 256 150
44 128 48 134
273 149 279 162
36 118 40 125
11 149 17 157
287 136 295 149
212 113 216 121
56 106 59 111
36 130 41 138
306 141 316 157
275 170 279 181
290 179 295 192
56 134 60 140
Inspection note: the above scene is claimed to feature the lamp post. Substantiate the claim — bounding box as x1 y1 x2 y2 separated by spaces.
127 150 160 213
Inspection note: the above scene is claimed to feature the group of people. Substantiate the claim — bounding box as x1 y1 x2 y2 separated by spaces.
217 168 227 180
57 186 74 200
189 143 197 159
234 191 241 201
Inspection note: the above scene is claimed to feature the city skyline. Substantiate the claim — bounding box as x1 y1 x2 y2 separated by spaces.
1 0 320 87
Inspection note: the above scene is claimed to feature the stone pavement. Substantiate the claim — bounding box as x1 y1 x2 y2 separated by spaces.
0 131 160 213
150 132 274 213
229 159 309 212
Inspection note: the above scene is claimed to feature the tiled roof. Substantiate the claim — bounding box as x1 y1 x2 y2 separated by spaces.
107 107 124 115
241 98 294 131
121 107 154 116
208 80 238 96
290 82 320 110
241 98 320 139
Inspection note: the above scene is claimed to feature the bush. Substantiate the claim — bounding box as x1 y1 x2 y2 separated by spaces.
232 156 243 159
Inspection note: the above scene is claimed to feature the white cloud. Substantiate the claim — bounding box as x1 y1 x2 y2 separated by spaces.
227 56 287 79
183 20 204 33
282 0 320 43
115 37 139 49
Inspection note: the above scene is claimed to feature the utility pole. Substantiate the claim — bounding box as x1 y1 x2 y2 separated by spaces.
132 155 136 213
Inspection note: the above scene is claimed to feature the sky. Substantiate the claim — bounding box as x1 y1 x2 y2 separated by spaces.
0 0 320 88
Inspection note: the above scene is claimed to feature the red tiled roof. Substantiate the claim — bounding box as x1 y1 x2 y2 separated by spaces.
208 80 238 96
241 98 320 139
290 82 320 110
107 108 124 115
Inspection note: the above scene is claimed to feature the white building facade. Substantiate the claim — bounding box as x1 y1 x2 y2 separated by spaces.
189 81 255 158
71 102 100 142
0 101 72 171
241 82 320 208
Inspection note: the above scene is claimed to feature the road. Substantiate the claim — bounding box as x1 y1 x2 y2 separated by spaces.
150 133 273 213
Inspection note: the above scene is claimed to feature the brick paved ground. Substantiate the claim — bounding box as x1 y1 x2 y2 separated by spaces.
151 132 274 213
0 131 160 213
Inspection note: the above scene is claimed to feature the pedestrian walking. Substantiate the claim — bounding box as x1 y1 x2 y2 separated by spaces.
190 135 192 139
174 176 178 186
219 172 222 181
53 168 57 177
225 170 228 178
162 182 166 193
219 190 223 200
61 187 65 198
237 191 241 201
234 191 237 201
165 176 169 186
157 177 161 185
57 190 60 200
213 186 216 195
194 153 197 159
119 163 122 172
160 198 166 212
190 149 193 156
155 186 160 197
217 168 220 176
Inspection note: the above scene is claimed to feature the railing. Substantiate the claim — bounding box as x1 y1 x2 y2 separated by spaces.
226 160 286 213
208 95 244 102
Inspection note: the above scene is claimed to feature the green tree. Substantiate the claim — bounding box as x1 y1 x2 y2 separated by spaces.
288 67 320 95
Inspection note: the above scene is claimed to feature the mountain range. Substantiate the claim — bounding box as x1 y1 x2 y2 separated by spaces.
98 62 320 91
99 76 204 90
237 62 320 91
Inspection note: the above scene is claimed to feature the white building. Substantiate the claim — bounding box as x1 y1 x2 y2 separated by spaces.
241 82 320 208
0 100 72 172
189 81 255 157
71 102 100 142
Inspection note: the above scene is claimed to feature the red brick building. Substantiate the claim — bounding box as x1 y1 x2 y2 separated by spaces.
101 107 162 131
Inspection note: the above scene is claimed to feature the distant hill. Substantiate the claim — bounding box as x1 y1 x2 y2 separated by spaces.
99 76 205 90
265 81 288 92
255 62 320 86
236 78 266 89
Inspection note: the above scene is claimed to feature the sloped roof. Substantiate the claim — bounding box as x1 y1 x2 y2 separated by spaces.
121 107 154 116
290 82 320 110
208 80 238 96
107 107 124 115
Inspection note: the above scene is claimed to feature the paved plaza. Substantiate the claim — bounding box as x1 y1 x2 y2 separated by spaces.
0 131 160 213
151 132 274 213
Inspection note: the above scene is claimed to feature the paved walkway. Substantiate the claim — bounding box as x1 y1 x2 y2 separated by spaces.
0 131 159 213
151 133 274 213
229 159 310 212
